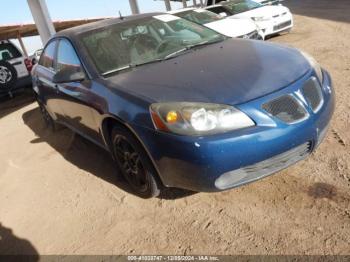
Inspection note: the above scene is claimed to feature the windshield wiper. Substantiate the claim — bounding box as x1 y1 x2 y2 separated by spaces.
102 39 226 76
102 59 164 76
102 65 133 76
163 39 225 60
186 38 225 50
164 48 189 60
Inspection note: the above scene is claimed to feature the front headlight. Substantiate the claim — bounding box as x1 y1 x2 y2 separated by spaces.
150 102 255 136
300 51 323 84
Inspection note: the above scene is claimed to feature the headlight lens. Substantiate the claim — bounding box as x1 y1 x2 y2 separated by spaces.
150 102 255 136
300 51 323 84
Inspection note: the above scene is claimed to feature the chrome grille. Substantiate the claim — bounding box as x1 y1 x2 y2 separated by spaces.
215 142 312 190
262 95 308 124
302 77 324 112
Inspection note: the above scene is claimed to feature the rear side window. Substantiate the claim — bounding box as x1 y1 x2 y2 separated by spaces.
39 41 57 70
0 43 22 61
56 39 82 73
207 6 231 16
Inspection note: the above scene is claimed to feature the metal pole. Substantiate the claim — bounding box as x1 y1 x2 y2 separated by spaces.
16 31 28 57
164 0 171 11
129 0 140 14
182 0 188 8
27 0 55 44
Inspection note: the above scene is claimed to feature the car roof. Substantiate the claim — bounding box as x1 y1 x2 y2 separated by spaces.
54 12 164 39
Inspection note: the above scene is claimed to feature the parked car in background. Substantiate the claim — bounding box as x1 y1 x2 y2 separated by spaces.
205 0 283 7
253 0 283 6
30 48 43 65
169 8 264 40
32 13 334 198
0 40 32 97
205 0 293 37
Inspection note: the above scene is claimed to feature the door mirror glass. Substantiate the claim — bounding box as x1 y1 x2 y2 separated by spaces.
54 39 85 83
53 67 85 84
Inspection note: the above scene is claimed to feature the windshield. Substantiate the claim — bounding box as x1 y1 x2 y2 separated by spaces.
80 15 226 76
224 0 262 14
176 9 223 25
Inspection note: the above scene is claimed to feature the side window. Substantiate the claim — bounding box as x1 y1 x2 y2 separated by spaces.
56 39 82 73
0 43 22 61
39 41 57 70
208 7 230 16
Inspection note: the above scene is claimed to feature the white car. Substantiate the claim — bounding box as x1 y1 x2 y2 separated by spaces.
0 40 32 97
205 0 293 37
169 8 264 40
252 0 282 6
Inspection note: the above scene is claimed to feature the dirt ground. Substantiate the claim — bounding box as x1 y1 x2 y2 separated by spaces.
0 0 349 256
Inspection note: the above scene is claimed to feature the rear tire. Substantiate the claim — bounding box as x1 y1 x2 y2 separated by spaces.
111 125 161 198
0 61 17 97
36 98 56 131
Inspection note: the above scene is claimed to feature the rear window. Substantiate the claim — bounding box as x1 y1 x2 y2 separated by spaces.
0 43 22 61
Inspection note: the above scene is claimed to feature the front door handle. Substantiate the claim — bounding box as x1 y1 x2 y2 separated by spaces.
54 84 59 94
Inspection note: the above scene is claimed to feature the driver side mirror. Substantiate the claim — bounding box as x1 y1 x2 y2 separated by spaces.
219 12 228 18
53 67 85 84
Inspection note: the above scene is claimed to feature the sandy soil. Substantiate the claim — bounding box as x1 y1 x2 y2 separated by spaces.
0 0 349 255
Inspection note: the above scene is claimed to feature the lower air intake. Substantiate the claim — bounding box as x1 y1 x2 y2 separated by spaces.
215 142 312 190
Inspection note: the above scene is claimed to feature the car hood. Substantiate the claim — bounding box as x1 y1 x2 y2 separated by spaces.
233 6 290 19
205 18 257 37
104 39 310 105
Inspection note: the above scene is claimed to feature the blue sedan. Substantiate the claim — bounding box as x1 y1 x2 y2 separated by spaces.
31 13 334 198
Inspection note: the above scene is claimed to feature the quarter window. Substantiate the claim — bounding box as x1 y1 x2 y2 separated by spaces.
56 39 82 73
39 41 57 70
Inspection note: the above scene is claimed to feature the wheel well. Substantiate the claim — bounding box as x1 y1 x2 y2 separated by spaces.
101 117 164 187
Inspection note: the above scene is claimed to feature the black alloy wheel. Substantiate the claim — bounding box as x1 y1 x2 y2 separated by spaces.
111 126 161 198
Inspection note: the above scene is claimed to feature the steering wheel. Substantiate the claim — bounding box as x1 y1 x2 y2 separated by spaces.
157 40 178 54
133 35 158 54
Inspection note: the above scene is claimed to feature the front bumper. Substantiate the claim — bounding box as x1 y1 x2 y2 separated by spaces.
257 13 293 36
133 70 335 192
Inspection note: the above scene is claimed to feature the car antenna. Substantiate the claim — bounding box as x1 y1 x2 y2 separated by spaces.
119 11 124 20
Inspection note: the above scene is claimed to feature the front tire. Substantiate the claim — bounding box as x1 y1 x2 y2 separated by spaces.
111 125 161 198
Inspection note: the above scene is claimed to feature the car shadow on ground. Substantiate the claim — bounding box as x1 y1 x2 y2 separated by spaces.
0 90 35 119
22 107 195 200
285 0 350 24
0 223 39 260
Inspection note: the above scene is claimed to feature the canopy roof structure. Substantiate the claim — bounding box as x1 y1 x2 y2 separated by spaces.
0 18 110 41
0 0 198 57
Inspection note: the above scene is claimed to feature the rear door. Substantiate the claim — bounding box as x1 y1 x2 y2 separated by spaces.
0 42 28 78
34 40 65 120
